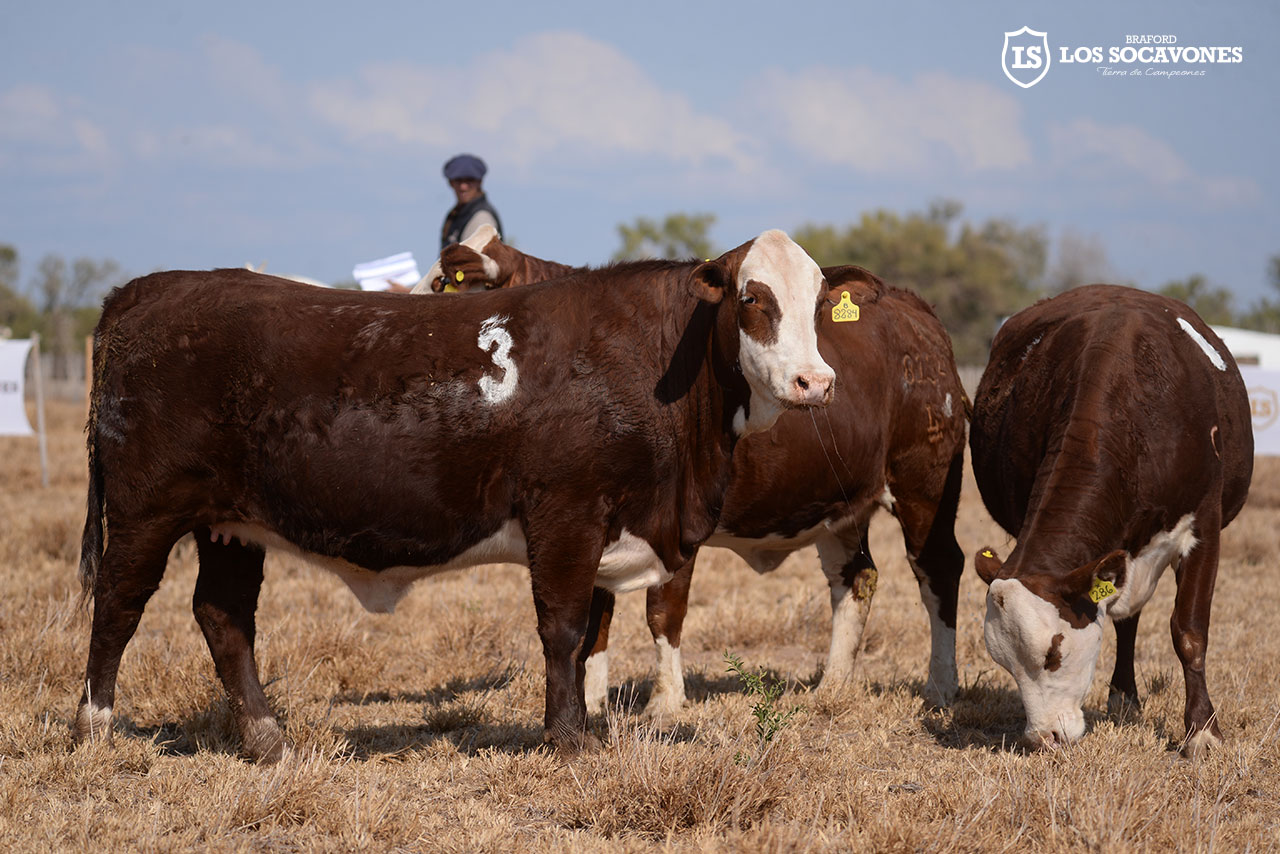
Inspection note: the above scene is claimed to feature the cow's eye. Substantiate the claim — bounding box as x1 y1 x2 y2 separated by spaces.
742 294 757 306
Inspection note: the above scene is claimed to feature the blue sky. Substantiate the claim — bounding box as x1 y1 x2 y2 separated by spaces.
3 1 1276 304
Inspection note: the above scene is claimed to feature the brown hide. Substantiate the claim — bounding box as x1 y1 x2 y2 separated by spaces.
971 285 1251 572
969 284 1253 751
76 257 776 758
424 239 969 707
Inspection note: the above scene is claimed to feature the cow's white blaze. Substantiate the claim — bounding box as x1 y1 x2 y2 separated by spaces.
1177 317 1226 371
412 223 500 294
595 529 669 594
478 314 518 405
986 513 1204 745
985 577 1100 744
734 230 833 435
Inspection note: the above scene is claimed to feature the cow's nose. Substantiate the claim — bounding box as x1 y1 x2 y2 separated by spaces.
793 370 834 406
1022 728 1070 752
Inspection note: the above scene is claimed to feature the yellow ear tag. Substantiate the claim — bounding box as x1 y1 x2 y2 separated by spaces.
455 270 465 282
1088 578 1117 604
443 283 459 293
981 549 994 558
832 291 860 322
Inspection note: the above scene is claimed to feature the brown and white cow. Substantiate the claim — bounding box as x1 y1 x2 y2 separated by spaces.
74 230 834 761
969 285 1252 756
415 230 969 714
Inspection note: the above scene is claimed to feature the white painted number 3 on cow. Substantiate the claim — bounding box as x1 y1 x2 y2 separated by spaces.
478 314 518 405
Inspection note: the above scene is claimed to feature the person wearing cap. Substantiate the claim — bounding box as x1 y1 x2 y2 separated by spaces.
440 154 503 250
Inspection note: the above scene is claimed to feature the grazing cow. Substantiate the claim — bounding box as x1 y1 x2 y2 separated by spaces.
73 231 835 761
416 230 969 714
970 285 1252 756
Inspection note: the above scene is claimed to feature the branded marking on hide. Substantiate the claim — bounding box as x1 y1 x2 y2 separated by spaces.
478 314 519 404
1176 318 1226 371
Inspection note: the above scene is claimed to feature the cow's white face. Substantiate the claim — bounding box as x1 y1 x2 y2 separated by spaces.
730 229 834 435
984 577 1102 749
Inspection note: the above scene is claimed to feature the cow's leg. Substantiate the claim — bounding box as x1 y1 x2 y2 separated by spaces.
527 521 605 753
583 586 614 716
1108 614 1142 718
643 553 695 718
815 529 877 690
192 531 286 763
1171 504 1224 758
894 450 964 706
73 527 174 746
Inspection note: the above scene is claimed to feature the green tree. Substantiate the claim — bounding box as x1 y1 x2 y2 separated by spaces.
1157 274 1237 326
0 245 38 338
1237 254 1280 333
794 201 1048 363
613 213 717 261
30 254 121 378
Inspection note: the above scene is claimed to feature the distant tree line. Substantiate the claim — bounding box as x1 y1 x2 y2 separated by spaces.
0 244 124 378
613 205 1280 365
6 209 1278 375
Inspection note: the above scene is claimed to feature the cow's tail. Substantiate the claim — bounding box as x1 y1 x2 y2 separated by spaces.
79 332 104 607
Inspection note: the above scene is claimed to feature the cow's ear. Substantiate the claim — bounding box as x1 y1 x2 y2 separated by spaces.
689 260 729 304
975 547 1003 585
1064 549 1127 600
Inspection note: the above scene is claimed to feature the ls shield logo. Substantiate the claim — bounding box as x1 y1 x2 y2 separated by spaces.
1002 26 1051 88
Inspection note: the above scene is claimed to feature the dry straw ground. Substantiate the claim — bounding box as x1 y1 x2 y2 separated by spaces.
1 399 1278 852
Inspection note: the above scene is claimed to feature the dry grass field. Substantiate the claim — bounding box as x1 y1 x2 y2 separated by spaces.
1 399 1278 852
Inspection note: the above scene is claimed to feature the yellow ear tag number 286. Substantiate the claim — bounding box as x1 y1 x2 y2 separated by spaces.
1089 578 1118 604
832 291 860 323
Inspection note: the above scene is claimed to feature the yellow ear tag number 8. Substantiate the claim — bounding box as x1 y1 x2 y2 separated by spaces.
443 283 459 293
1089 578 1117 603
832 291 860 323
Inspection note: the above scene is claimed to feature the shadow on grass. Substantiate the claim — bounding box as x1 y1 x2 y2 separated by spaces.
341 720 547 759
328 666 522 709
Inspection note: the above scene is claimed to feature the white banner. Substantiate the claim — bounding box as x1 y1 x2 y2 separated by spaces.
0 339 34 437
1239 366 1280 456
352 252 420 291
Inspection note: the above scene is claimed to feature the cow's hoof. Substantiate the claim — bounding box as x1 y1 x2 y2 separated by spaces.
242 717 289 764
1107 689 1142 722
549 730 603 756
921 680 958 709
642 692 685 721
72 702 114 746
815 671 856 698
1181 726 1222 759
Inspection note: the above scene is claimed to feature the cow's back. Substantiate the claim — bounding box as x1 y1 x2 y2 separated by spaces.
971 284 1252 543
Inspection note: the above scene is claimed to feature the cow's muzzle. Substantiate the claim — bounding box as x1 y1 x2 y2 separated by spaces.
790 370 835 407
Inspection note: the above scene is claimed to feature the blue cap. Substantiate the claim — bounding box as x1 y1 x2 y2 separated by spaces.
443 154 487 181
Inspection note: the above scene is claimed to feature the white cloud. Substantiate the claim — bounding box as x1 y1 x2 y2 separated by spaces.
0 84 113 171
307 31 757 172
746 67 1032 174
1048 117 1259 206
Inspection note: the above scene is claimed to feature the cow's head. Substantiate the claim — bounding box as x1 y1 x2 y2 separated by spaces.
976 546 1126 749
689 229 834 434
413 225 506 294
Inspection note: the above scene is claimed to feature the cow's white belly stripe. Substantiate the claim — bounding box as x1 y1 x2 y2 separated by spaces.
595 529 670 594
709 513 860 574
208 520 528 614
